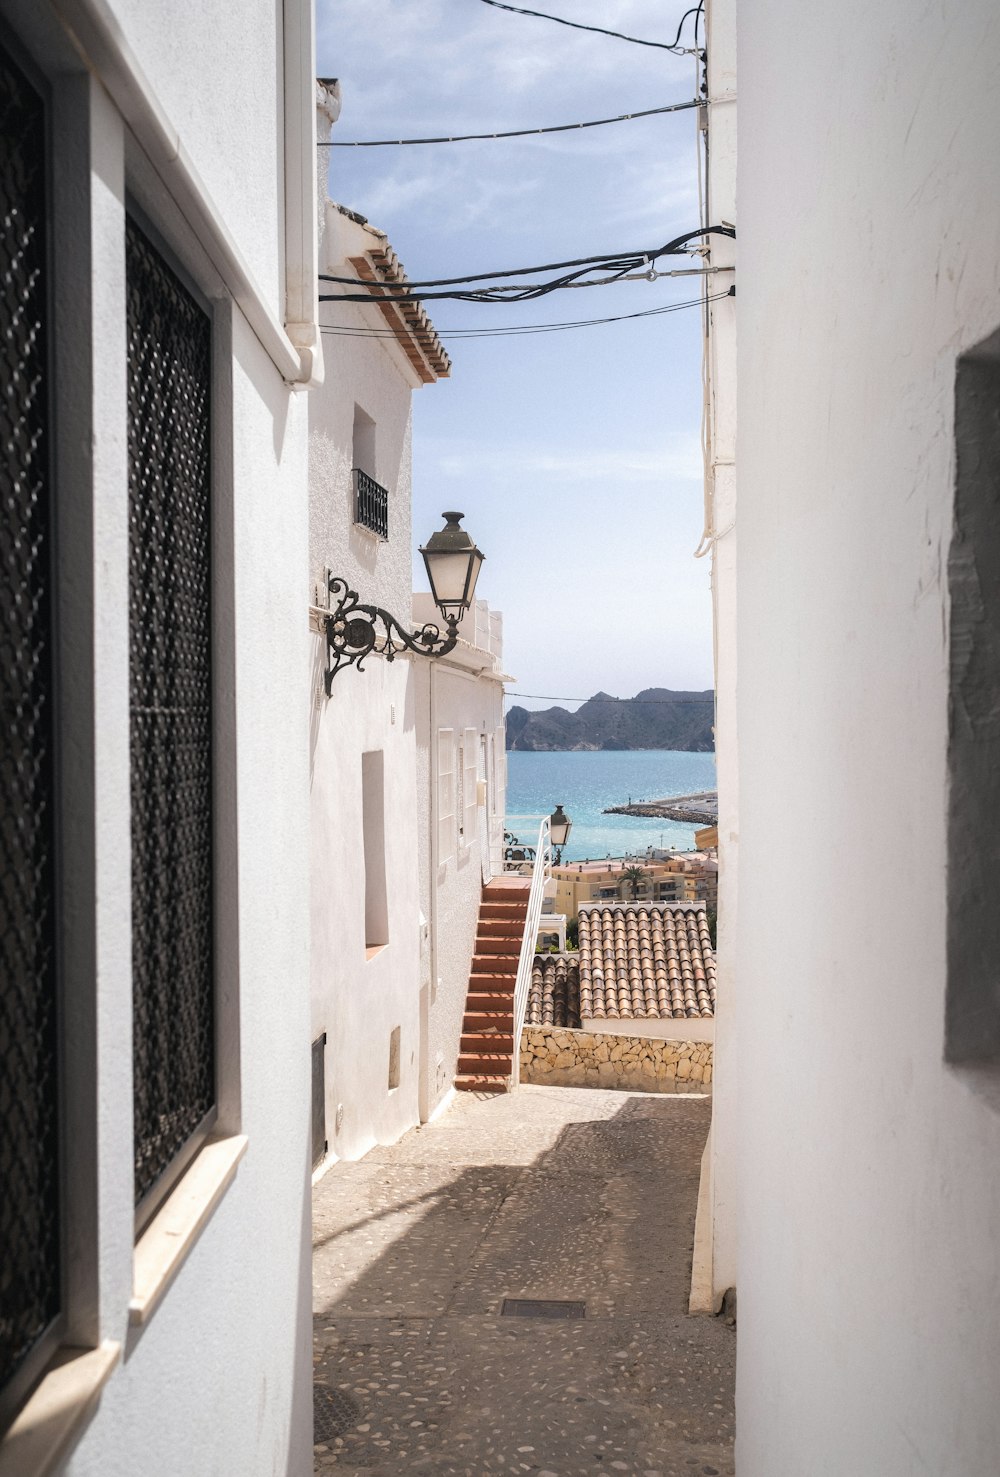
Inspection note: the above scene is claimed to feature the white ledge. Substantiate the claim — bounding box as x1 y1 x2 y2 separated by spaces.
130 1134 248 1325
0 1342 120 1477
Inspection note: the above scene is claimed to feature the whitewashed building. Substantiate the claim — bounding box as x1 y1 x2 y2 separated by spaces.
0 2 320 1475
703 0 1000 1470
309 92 507 1161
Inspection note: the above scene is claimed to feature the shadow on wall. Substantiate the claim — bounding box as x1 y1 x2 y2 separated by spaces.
308 633 327 784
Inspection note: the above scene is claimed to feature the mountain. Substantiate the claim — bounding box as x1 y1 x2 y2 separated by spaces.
505 688 714 751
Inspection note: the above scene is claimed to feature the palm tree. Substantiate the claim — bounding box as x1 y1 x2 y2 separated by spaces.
619 865 650 900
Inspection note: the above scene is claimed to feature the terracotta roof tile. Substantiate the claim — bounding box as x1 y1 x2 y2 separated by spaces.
527 955 581 1030
576 903 716 1019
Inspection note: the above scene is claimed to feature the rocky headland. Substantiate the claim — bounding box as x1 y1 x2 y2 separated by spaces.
505 687 714 752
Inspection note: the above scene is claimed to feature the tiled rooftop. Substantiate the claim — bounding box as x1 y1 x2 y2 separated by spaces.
527 955 581 1030
329 201 451 383
578 903 716 1020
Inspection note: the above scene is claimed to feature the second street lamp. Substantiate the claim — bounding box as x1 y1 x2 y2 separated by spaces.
549 804 572 864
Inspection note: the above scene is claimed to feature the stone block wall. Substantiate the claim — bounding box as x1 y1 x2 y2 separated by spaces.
519 1025 713 1093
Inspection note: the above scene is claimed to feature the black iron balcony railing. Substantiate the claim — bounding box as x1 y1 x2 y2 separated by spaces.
353 468 389 539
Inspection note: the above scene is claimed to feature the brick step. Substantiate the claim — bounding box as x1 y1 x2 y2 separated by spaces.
484 888 531 903
461 1031 514 1054
477 919 525 940
479 901 529 921
468 969 516 987
470 963 518 983
475 938 522 957
466 996 515 1018
455 1073 509 1094
463 1010 515 1032
458 1049 514 1074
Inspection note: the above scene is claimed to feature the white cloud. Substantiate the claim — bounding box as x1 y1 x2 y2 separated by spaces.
431 437 703 484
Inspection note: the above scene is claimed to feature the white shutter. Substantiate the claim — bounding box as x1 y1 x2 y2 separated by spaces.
437 729 455 863
463 727 478 843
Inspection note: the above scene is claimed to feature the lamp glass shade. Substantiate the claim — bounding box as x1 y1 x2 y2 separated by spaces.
419 512 485 620
549 805 572 849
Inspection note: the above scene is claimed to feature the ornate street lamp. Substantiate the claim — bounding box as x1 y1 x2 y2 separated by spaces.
324 512 485 692
549 804 572 864
419 511 485 625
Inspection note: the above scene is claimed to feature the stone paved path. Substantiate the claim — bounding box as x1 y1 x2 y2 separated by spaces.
312 1085 734 1476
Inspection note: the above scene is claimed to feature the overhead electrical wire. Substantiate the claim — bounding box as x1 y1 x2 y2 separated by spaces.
319 288 732 343
321 234 728 290
504 693 714 703
477 0 704 54
317 97 700 147
319 227 735 305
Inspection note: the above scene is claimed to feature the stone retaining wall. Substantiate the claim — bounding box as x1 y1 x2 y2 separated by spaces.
519 1025 713 1094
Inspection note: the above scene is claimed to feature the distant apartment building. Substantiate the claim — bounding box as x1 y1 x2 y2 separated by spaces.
552 853 718 919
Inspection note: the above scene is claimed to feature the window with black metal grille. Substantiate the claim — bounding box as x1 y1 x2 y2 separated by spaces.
126 215 217 1218
0 34 62 1430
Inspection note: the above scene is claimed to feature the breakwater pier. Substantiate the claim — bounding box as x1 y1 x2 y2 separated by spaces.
603 789 718 825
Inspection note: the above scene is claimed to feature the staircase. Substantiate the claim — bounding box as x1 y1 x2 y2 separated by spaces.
455 879 530 1093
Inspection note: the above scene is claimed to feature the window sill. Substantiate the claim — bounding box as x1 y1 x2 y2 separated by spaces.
130 1133 248 1327
352 520 388 543
365 943 388 961
0 1342 120 1477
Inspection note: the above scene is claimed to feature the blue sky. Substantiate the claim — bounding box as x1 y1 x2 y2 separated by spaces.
316 0 714 710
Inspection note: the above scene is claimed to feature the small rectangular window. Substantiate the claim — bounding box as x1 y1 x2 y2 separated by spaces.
387 1026 401 1091
352 405 387 538
352 403 375 476
362 750 388 950
311 1035 327 1168
438 729 455 863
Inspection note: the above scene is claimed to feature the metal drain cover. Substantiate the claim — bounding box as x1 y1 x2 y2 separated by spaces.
314 1384 361 1442
501 1298 586 1319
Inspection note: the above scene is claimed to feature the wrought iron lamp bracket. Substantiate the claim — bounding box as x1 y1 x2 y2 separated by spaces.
324 575 458 693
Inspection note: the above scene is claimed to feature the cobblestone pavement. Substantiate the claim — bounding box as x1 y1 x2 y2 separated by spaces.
313 1085 734 1476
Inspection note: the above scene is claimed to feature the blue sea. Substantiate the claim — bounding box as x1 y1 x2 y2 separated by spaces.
504 749 717 862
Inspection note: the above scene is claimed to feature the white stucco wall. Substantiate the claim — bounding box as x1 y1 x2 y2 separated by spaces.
108 0 285 306
310 650 422 1162
0 5 317 1473
71 317 314 1477
735 0 1000 1472
308 188 438 1162
309 202 419 616
413 624 507 1119
704 0 739 1309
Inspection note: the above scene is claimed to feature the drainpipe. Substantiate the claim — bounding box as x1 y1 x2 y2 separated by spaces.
429 659 439 1010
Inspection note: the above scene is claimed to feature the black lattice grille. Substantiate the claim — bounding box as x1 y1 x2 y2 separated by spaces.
126 217 216 1208
0 40 60 1398
353 467 389 539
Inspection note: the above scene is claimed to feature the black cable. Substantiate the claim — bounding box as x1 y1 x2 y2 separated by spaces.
317 98 700 147
323 249 649 290
477 0 703 53
319 227 734 304
319 288 731 341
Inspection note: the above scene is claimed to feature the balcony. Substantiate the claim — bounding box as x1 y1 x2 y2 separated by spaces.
353 467 388 539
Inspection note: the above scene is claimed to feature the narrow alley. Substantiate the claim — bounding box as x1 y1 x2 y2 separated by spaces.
312 1086 735 1476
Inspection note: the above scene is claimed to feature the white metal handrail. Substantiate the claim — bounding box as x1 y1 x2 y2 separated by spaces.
506 814 551 1086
